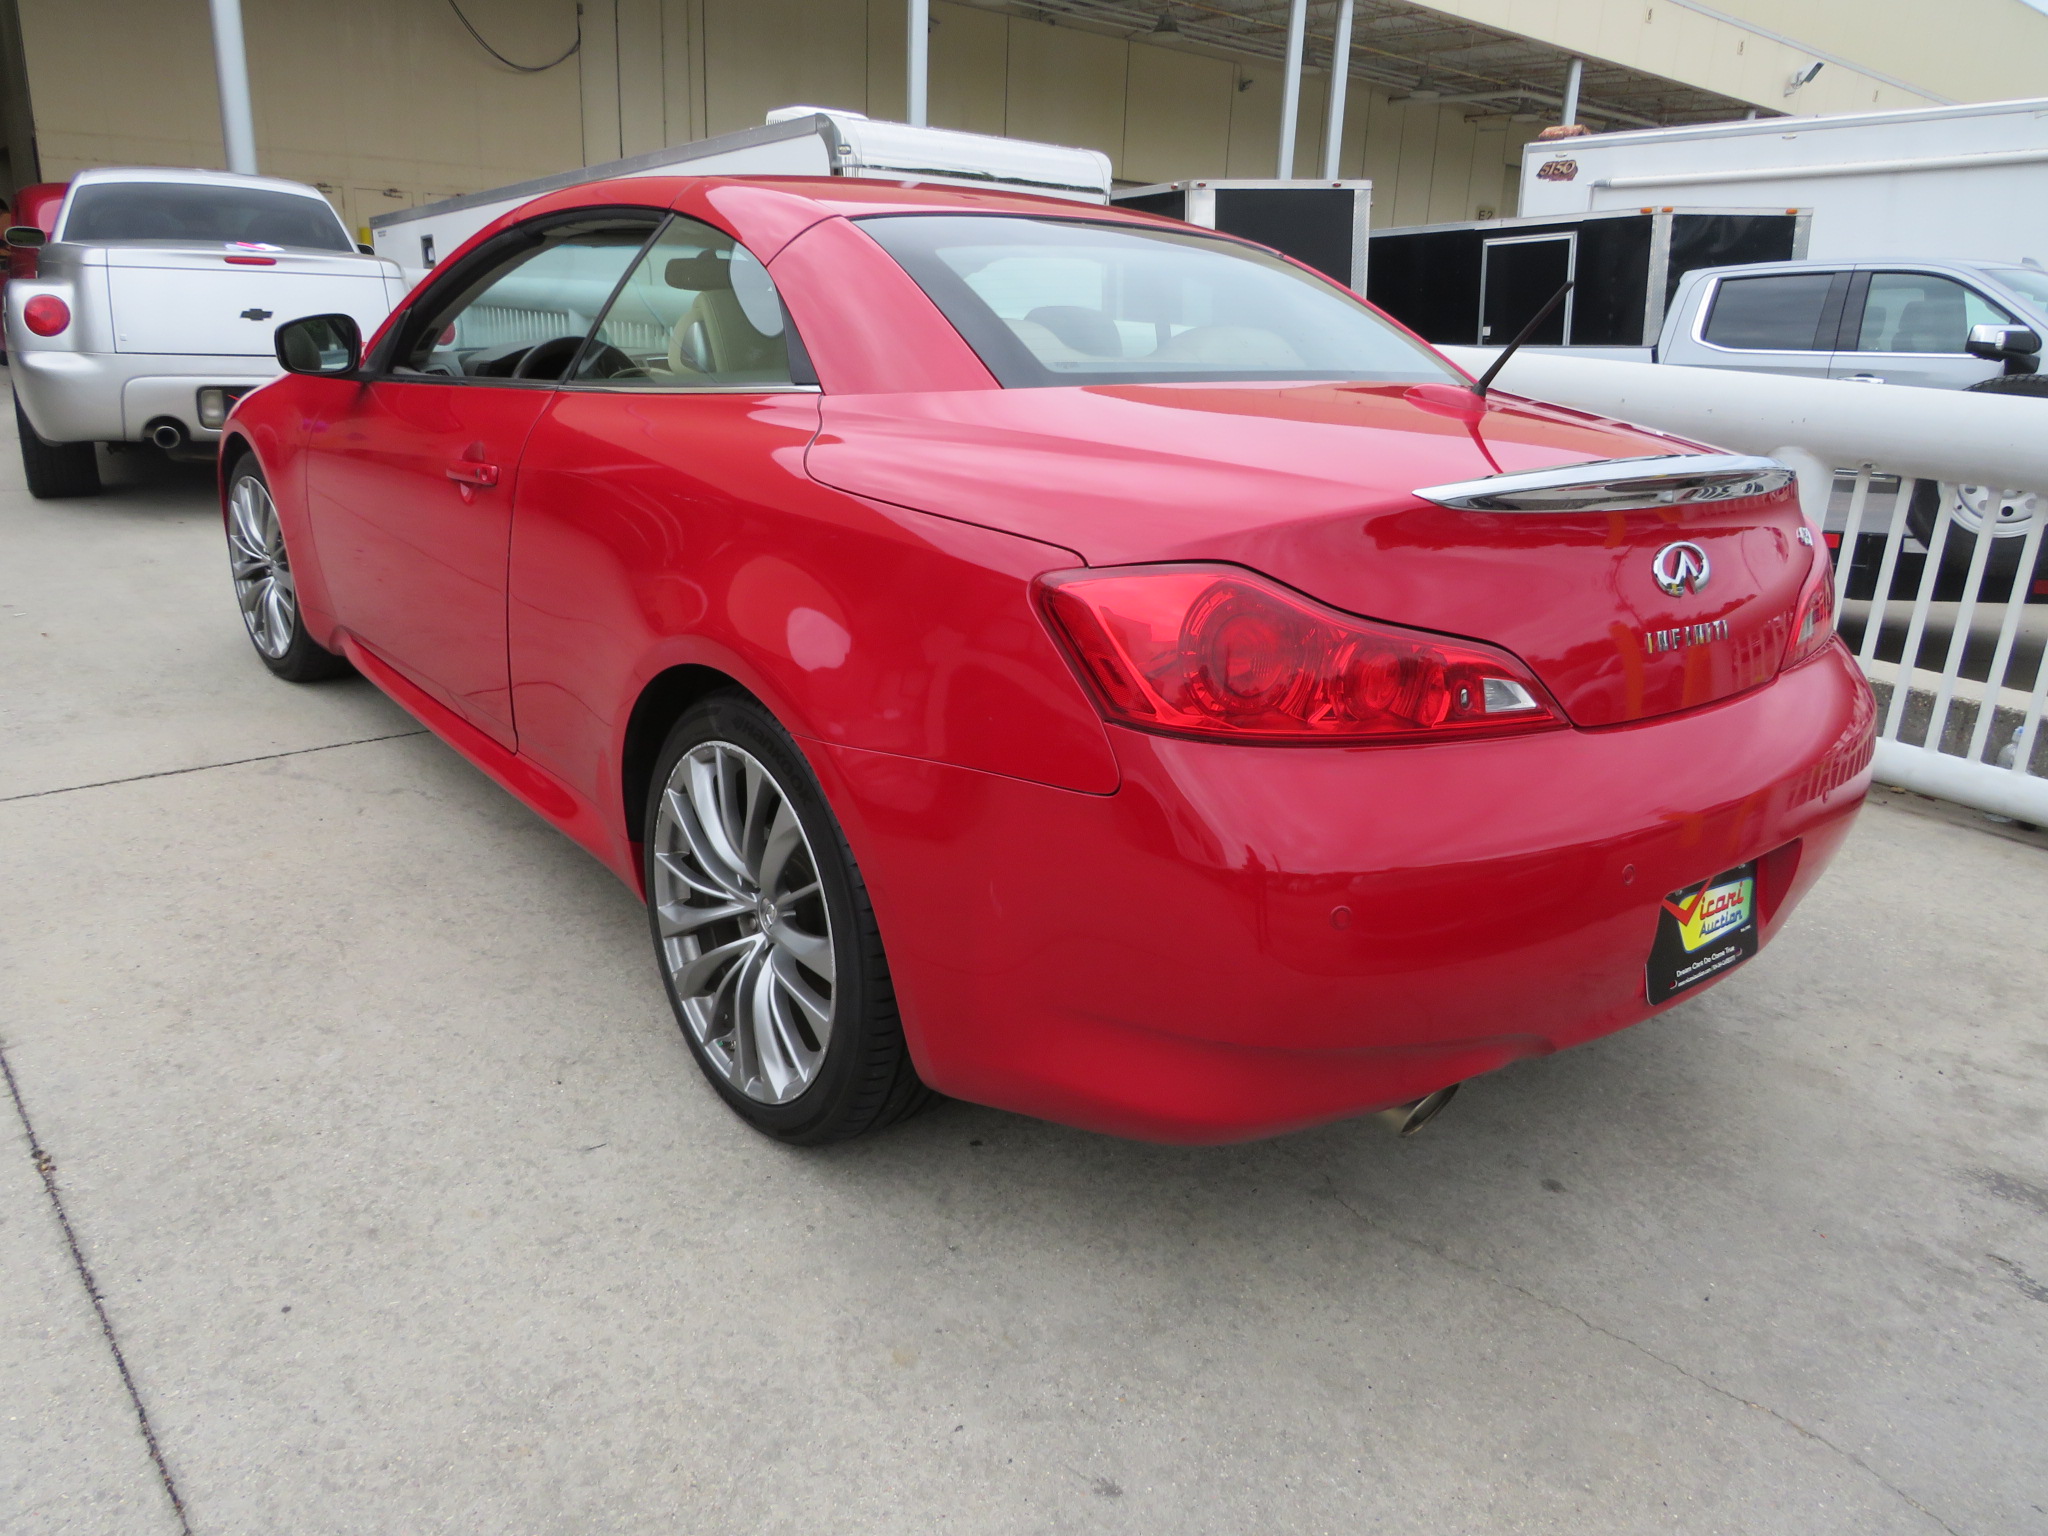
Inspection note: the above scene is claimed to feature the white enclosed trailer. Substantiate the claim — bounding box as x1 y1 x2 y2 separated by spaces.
1519 97 2048 265
370 108 1114 287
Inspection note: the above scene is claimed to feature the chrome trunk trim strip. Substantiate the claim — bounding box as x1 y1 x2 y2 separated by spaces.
1414 454 1793 513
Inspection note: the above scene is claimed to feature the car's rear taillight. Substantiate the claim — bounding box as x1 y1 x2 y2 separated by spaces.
22 294 68 336
1784 552 1837 669
1037 564 1565 744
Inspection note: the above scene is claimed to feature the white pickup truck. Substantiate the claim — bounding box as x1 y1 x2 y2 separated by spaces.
1588 256 2048 391
4 167 404 498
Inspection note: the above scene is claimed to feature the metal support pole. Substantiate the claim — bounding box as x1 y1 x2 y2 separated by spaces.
1276 0 1307 177
907 0 930 127
1321 0 1355 180
207 0 258 174
1560 56 1583 128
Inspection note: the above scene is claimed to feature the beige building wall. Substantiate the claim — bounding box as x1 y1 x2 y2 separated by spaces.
21 0 2037 242
1411 0 2048 118
1685 0 2048 108
18 0 589 237
15 0 1537 234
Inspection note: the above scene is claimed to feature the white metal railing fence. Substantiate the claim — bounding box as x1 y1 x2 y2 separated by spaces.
1440 348 2048 823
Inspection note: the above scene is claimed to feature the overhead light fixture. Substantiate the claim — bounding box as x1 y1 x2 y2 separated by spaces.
1151 6 1180 33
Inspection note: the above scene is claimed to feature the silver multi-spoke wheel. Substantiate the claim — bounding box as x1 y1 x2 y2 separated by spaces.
227 474 296 659
651 741 835 1104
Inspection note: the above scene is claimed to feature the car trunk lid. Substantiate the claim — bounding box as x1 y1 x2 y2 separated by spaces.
806 381 1815 727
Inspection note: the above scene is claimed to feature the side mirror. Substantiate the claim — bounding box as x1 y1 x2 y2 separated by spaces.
1966 321 2041 359
4 225 46 249
275 313 362 375
356 242 374 256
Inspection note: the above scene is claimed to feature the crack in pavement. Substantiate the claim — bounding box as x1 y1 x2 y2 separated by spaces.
0 730 427 804
1304 1170 1967 1536
1 1040 194 1535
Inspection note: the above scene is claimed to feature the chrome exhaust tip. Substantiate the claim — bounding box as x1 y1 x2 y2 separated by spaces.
148 420 185 451
1375 1083 1460 1137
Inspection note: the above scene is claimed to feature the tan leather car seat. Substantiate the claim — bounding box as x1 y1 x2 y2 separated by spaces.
668 288 783 379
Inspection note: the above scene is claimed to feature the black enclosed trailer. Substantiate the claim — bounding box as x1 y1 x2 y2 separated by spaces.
1365 207 1809 349
1111 179 1373 293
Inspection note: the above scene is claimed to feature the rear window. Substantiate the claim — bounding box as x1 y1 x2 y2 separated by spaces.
858 214 1456 387
62 183 351 251
1701 272 1835 351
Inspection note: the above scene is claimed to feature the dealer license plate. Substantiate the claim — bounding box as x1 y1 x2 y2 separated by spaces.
1646 862 1759 1005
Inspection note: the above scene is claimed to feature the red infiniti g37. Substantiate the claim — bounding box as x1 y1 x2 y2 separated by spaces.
219 175 1874 1145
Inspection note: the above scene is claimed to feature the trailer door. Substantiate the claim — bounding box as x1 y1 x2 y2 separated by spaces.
1480 233 1574 346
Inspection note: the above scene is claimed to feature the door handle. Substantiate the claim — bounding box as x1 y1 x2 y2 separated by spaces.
445 462 500 487
1841 373 1887 384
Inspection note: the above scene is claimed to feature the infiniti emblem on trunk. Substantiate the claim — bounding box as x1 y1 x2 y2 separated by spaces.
1652 541 1711 597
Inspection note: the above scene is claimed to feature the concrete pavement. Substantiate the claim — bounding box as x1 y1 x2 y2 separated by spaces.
3 392 2047 1535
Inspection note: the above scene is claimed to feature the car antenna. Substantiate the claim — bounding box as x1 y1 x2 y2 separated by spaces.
1470 279 1575 398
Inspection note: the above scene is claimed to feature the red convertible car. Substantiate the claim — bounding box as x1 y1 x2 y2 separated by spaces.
220 175 1874 1144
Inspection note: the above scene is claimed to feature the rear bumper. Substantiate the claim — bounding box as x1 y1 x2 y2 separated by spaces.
808 642 1874 1143
8 347 276 442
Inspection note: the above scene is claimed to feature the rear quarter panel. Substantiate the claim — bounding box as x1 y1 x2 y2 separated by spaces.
504 388 1121 874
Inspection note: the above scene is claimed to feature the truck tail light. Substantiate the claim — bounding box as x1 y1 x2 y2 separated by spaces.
1784 553 1837 669
22 294 69 336
1037 564 1565 744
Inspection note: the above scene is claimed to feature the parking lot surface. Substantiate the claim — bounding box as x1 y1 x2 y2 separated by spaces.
4 391 2047 1536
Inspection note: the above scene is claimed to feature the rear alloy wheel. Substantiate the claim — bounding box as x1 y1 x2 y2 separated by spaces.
645 694 932 1143
224 462 352 681
14 396 100 499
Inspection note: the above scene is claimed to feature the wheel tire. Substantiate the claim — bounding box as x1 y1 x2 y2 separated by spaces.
644 692 934 1144
1904 373 2048 602
1965 372 2048 401
14 396 100 499
223 459 353 682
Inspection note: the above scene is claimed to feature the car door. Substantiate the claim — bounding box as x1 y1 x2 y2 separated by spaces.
1678 267 1848 379
301 210 659 746
1831 269 2013 389
505 212 822 802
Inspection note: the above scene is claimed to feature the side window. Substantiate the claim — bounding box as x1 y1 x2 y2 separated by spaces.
1700 272 1837 350
570 215 800 388
388 215 658 381
1852 272 2015 354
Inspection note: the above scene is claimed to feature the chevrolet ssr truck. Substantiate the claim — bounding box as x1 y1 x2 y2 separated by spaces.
5 166 403 498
